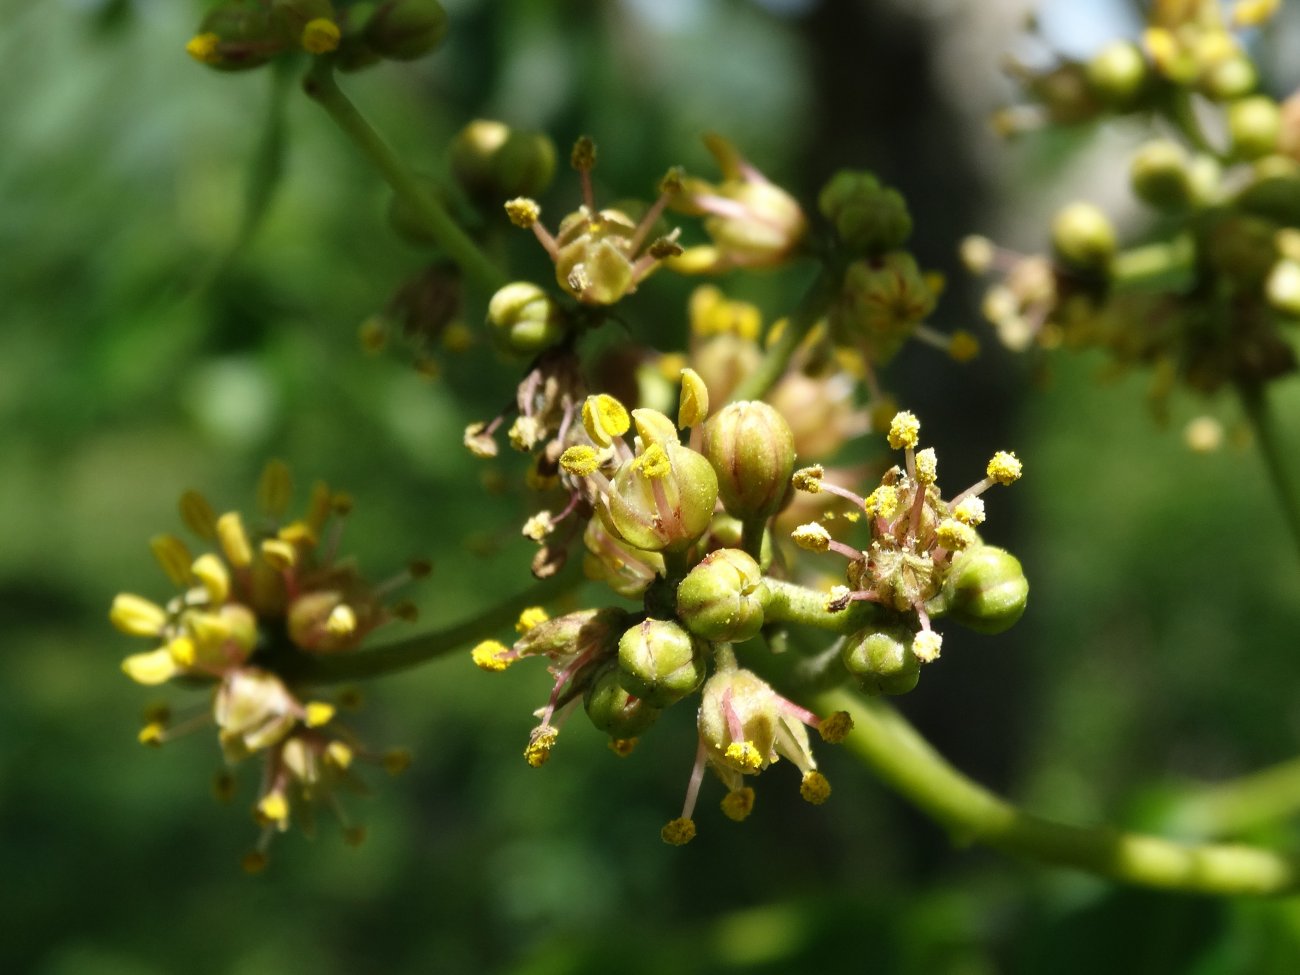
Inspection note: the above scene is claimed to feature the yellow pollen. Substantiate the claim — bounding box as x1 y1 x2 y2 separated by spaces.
185 32 222 66
936 519 975 550
864 485 900 519
215 512 253 568
241 851 268 875
504 197 541 228
721 787 756 822
791 523 832 552
304 701 336 728
560 445 600 477
582 394 631 447
301 17 341 54
326 604 358 637
471 640 512 672
191 553 231 605
524 727 559 768
260 538 297 571
818 711 854 744
138 721 166 747
258 791 290 826
913 630 943 663
608 738 637 757
327 741 354 768
661 817 696 845
109 593 168 637
914 448 938 485
383 749 413 775
987 451 1023 485
953 496 986 526
179 489 218 538
166 636 197 668
800 770 831 805
150 534 193 586
791 465 825 493
948 330 980 362
637 443 672 479
515 606 550 633
887 411 921 450
725 740 764 771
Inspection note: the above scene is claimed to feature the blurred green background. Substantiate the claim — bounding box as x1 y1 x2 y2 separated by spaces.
6 1 1300 972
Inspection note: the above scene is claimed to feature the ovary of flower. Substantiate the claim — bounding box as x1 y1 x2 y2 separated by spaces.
987 451 1023 485
953 496 986 526
792 522 832 552
887 411 921 450
110 593 168 637
472 640 512 672
582 393 631 447
913 630 943 663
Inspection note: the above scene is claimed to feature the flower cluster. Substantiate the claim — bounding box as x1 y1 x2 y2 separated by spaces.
109 461 425 869
791 411 1028 693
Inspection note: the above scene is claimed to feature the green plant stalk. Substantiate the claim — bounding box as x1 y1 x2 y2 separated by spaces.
1164 755 1300 838
1110 235 1196 292
762 578 879 632
1238 380 1300 566
820 687 1300 895
284 567 579 684
729 264 841 403
302 58 507 295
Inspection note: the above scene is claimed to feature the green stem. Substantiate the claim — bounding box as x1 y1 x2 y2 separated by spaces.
302 58 507 296
820 688 1300 895
1164 755 1300 838
762 578 879 632
1237 381 1300 566
283 568 579 685
1110 235 1196 292
1166 88 1222 160
729 264 841 403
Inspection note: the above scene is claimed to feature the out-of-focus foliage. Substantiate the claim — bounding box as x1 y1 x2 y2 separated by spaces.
7 0 1300 972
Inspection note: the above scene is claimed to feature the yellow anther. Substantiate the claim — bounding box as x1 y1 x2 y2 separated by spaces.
887 411 921 450
725 740 764 771
109 593 168 637
913 630 943 663
138 721 166 747
179 489 218 539
185 610 232 650
331 492 354 516
260 538 297 571
1235 0 1281 27
570 135 597 171
791 523 832 552
504 197 541 228
825 585 852 612
791 465 825 493
678 368 710 428
936 519 976 551
191 552 231 605
166 636 197 668
185 32 222 65
953 496 986 526
721 787 756 822
608 738 637 757
304 481 332 538
800 770 831 805
358 315 389 353
241 851 268 875
121 647 180 686
948 330 980 362
660 817 696 846
326 740 354 769
383 748 413 775
986 451 1023 485
257 791 290 826
524 726 559 768
864 485 900 519
560 445 600 477
914 448 938 485
515 606 549 633
326 604 358 637
818 711 854 744
301 17 341 54
959 235 995 274
304 701 336 728
637 443 671 479
582 394 631 447
150 534 193 586
471 640 511 672
522 511 554 542
256 459 294 517
215 512 253 568
464 422 499 459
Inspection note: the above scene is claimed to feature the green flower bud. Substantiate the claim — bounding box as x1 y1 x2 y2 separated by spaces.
364 0 448 61
514 607 629 661
1228 96 1282 162
187 2 287 71
676 549 766 643
450 120 557 202
271 0 336 44
1050 202 1116 271
1235 157 1300 226
1129 140 1194 210
830 252 936 362
1266 258 1300 317
1085 40 1148 109
1201 213 1277 291
486 281 566 355
817 170 912 255
701 401 795 522
601 442 719 553
617 618 707 708
704 514 773 571
584 660 661 738
841 625 920 696
939 545 1028 635
1199 55 1257 103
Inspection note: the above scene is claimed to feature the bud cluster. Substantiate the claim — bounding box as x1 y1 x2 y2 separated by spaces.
108 461 424 868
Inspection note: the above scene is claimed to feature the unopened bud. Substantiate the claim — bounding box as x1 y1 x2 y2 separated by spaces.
364 0 448 61
1228 96 1282 162
676 549 766 644
701 401 796 522
617 618 707 708
817 170 912 255
938 545 1028 634
1129 140 1194 209
842 626 920 695
584 660 662 738
1086 40 1148 109
486 281 566 355
450 120 557 201
514 607 629 660
1050 202 1116 271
